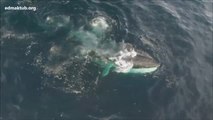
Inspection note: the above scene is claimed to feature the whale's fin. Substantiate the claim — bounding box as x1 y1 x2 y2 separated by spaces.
101 62 115 77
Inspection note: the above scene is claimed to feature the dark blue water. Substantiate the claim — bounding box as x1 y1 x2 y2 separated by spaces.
1 0 213 120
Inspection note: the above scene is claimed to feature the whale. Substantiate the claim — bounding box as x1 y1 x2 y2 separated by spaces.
91 43 160 77
69 16 160 77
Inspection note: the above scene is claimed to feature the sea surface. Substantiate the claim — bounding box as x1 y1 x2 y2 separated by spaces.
1 0 213 120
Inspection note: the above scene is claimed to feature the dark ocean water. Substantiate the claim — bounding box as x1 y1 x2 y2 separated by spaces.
1 0 213 120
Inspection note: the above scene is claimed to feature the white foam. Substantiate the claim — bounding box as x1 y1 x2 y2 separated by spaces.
90 16 109 30
110 47 137 73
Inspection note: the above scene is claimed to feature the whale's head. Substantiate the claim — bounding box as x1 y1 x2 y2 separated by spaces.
129 51 160 74
112 43 160 74
95 43 160 76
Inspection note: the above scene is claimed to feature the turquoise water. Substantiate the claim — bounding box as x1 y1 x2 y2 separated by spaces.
1 0 213 120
